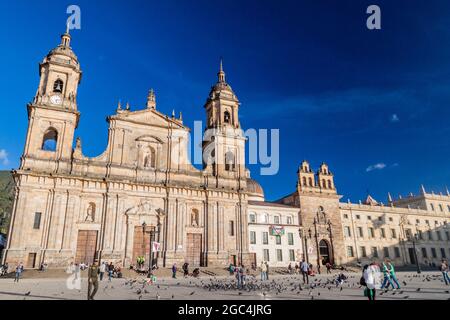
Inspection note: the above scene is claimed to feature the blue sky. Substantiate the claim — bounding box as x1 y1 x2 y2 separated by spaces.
1 0 450 202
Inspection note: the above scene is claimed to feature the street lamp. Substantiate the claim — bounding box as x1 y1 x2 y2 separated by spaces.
408 233 421 274
298 228 305 261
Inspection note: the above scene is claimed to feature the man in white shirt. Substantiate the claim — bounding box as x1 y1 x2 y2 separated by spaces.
300 259 309 284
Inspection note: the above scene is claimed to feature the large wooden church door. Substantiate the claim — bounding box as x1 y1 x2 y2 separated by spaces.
186 234 202 267
75 230 98 265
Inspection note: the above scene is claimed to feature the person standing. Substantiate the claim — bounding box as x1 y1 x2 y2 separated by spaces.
300 259 309 284
265 262 270 281
88 260 99 300
14 262 23 283
182 262 189 278
99 262 106 281
108 262 114 282
288 263 292 274
441 259 450 285
260 261 267 281
172 263 177 279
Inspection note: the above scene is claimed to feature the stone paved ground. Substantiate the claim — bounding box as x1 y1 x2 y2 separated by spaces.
0 271 449 300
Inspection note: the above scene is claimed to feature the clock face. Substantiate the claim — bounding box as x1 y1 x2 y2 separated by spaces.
50 95 62 105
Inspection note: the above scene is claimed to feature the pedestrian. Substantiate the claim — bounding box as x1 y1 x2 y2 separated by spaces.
74 263 80 280
325 261 332 274
386 259 400 289
363 262 381 301
87 260 99 300
380 259 396 290
300 259 309 284
99 262 106 281
440 259 450 285
172 263 177 278
182 262 189 277
265 262 270 280
295 263 299 274
228 263 234 276
14 262 23 283
288 263 292 274
108 262 114 281
260 261 267 281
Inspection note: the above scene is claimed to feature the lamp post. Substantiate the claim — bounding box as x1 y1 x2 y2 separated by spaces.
313 218 321 274
409 233 421 274
326 220 334 265
298 228 305 261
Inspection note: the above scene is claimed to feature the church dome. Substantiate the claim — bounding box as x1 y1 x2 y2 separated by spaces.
246 178 265 202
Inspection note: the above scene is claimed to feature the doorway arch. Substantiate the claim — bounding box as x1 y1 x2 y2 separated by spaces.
319 239 331 264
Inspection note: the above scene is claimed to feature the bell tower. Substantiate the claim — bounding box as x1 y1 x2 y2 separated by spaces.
21 26 82 173
202 60 246 187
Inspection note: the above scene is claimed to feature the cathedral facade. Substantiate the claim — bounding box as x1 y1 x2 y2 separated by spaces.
3 30 253 268
3 29 450 270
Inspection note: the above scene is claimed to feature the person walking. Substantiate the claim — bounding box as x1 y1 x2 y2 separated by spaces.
87 260 99 300
99 262 106 281
441 259 450 285
265 262 270 281
295 263 299 274
380 259 395 290
363 262 381 301
300 259 309 284
386 259 400 289
172 263 177 279
14 262 23 283
260 261 267 281
288 263 292 274
325 261 332 274
182 262 189 277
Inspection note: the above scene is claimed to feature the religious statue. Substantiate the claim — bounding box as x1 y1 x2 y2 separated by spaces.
85 202 96 222
191 209 199 227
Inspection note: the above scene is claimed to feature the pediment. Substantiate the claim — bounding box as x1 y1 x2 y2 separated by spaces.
114 109 185 129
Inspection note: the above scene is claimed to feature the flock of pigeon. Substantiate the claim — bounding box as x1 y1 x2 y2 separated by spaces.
117 272 450 300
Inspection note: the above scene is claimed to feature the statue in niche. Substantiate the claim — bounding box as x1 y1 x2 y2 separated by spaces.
85 202 96 222
191 209 199 227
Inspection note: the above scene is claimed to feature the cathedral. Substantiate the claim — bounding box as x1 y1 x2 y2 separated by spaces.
3 28 450 270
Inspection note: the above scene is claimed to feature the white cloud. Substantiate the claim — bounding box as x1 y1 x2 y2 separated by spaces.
366 163 386 172
390 114 400 122
0 149 9 166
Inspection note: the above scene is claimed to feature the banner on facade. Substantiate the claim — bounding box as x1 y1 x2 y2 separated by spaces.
269 225 285 236
152 241 161 252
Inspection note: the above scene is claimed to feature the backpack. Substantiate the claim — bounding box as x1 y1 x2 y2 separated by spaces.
359 276 366 286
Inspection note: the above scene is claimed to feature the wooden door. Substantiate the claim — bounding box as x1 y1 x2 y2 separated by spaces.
75 230 98 265
186 234 202 267
27 253 36 268
133 226 151 267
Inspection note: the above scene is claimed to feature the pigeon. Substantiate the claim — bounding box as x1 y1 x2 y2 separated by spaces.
24 291 31 296
189 291 195 295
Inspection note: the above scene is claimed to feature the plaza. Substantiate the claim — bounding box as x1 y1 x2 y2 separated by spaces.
0 270 448 300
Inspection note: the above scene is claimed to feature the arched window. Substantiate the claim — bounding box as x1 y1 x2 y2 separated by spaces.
328 180 332 189
322 179 327 189
225 151 235 171
261 213 268 223
249 213 256 223
308 177 313 187
53 79 64 93
42 128 58 152
302 177 307 186
224 111 231 124
144 147 156 169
